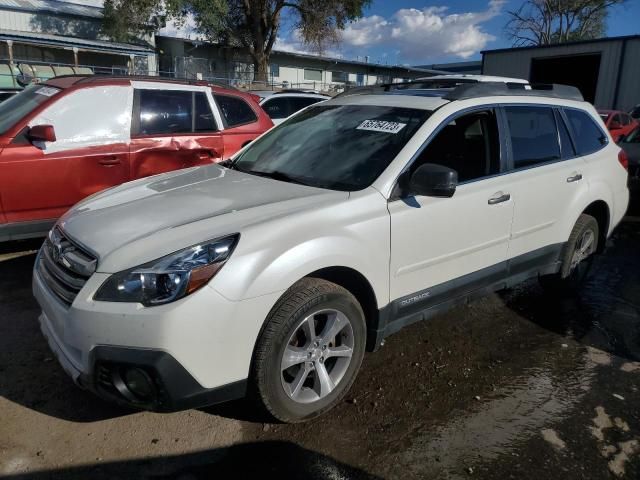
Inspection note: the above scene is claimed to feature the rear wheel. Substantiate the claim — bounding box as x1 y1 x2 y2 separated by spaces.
540 214 599 293
252 278 366 423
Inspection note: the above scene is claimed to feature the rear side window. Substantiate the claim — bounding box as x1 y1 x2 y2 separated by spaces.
215 94 257 127
289 97 324 113
262 97 290 119
135 90 217 136
564 108 607 155
505 106 560 169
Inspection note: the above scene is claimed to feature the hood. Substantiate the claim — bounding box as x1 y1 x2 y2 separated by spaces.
59 164 347 271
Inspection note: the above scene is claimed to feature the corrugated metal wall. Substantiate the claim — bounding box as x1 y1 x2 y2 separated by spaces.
616 39 640 111
483 38 640 110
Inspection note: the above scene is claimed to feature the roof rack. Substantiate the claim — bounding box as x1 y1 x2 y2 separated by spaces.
443 82 584 101
274 89 329 96
46 74 238 90
336 81 584 102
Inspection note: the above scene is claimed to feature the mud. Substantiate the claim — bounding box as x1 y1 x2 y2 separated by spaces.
1 181 639 479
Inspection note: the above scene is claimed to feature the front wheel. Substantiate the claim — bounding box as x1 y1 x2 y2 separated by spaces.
252 278 366 423
540 213 599 293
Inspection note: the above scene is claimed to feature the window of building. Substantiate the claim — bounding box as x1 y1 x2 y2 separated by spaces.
270 64 280 78
304 68 322 81
413 109 500 183
331 71 347 83
505 106 560 169
215 94 257 127
564 108 607 155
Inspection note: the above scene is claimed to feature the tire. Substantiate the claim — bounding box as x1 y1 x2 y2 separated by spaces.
252 277 366 423
540 213 599 293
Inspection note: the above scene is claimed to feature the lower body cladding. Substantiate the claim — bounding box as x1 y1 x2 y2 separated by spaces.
32 263 283 412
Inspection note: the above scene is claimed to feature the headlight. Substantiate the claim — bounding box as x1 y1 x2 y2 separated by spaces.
94 234 239 306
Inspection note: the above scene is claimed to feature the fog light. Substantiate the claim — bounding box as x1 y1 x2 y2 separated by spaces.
123 367 155 401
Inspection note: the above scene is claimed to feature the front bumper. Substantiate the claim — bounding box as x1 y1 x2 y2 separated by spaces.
33 255 282 411
38 307 246 411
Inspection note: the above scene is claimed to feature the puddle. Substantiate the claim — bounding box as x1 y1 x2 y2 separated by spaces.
391 347 595 479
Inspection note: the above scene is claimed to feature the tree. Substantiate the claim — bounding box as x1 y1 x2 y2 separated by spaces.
103 0 371 82
505 0 627 47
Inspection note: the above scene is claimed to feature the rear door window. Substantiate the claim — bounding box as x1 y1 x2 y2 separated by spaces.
134 89 218 136
215 94 257 127
289 96 324 114
505 106 560 169
262 97 290 120
564 108 607 155
194 91 217 132
556 110 576 159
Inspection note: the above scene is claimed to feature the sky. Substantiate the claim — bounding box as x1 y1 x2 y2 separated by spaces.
66 0 640 65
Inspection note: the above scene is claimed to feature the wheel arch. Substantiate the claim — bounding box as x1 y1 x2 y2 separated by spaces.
306 266 380 345
581 199 610 253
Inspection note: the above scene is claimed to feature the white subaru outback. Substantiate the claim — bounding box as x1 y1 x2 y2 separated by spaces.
33 82 629 422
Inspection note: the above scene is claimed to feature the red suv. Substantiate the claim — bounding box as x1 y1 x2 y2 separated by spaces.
598 109 638 142
0 76 273 241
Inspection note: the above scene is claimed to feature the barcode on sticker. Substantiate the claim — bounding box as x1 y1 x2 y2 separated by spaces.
357 120 406 134
35 87 59 97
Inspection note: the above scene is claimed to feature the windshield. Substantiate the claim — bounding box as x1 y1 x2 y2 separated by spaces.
232 104 430 191
0 84 60 135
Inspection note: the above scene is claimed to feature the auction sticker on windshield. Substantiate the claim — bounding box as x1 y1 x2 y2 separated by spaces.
357 120 407 134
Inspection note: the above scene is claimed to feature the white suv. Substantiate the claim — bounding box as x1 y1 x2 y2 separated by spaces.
33 82 629 422
257 90 330 125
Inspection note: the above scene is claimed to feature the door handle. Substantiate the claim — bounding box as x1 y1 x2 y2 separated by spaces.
488 192 511 205
197 149 221 161
567 173 583 183
98 156 121 166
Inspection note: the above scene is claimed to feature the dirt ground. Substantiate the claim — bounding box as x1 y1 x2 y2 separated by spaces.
1 182 639 480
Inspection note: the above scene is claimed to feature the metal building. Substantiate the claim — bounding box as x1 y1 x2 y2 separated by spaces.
0 0 156 90
482 35 640 110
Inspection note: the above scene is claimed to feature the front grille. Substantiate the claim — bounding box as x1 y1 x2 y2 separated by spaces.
37 228 97 306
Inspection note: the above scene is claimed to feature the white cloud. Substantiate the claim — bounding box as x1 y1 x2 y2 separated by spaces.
341 0 506 61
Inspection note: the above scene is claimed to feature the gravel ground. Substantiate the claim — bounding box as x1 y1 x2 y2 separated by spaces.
1 181 639 480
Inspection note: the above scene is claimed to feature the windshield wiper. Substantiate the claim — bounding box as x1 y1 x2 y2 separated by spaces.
242 169 309 186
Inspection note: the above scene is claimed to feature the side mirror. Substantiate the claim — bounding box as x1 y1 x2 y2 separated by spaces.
408 163 458 198
29 124 56 143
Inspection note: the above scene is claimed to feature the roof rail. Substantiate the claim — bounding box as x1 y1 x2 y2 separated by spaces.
46 74 238 90
443 82 584 101
336 81 584 102
335 84 391 98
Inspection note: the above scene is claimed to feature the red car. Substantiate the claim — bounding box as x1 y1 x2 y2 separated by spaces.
598 109 638 142
0 76 273 241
